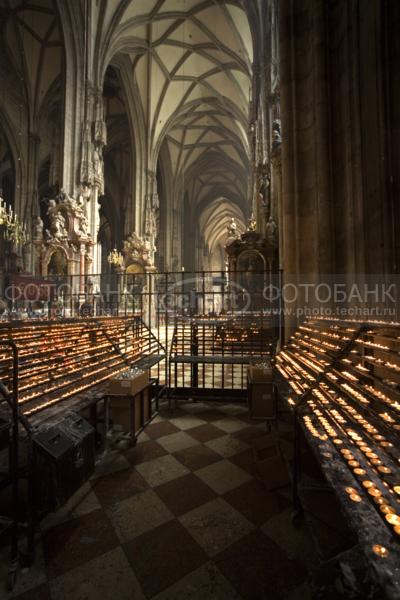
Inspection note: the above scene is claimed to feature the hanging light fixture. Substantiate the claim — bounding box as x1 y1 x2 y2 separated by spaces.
0 195 27 246
0 196 13 228
107 248 124 267
0 7 28 251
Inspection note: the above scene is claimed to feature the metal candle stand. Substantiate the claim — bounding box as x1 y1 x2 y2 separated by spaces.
0 316 166 591
275 317 400 599
0 341 35 591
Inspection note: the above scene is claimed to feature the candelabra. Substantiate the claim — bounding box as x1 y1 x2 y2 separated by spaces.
107 248 124 268
0 195 27 245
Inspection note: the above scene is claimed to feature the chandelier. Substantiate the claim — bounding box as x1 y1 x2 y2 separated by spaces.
0 196 27 245
107 248 124 267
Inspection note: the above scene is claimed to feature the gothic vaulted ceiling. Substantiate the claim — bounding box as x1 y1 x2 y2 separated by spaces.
0 0 63 128
95 0 253 252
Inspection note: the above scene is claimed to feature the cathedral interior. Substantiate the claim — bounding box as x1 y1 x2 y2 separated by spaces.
0 1 400 599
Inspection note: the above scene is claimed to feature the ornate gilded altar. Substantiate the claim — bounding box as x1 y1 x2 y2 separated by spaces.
225 217 278 311
122 232 155 275
32 190 93 288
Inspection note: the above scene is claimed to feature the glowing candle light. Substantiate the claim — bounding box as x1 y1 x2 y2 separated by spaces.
377 466 392 475
362 480 374 489
372 545 389 558
350 494 362 503
380 505 395 515
354 468 367 476
385 514 400 526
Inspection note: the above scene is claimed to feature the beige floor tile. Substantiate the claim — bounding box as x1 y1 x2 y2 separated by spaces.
195 459 252 494
179 498 254 557
136 454 190 487
213 418 249 434
49 547 145 600
157 431 199 453
169 415 208 430
205 435 249 458
105 489 174 542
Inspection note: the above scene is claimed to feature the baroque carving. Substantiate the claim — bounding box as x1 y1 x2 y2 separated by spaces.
33 191 93 276
47 200 67 240
123 232 153 269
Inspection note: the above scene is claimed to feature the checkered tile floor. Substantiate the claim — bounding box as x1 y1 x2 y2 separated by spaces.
1 401 316 600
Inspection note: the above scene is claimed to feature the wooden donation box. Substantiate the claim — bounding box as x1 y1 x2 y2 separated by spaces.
108 368 150 433
247 362 275 419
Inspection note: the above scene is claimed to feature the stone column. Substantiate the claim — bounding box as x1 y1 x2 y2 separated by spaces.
79 244 86 296
279 0 335 335
144 266 157 329
115 265 126 315
271 148 282 267
21 133 41 274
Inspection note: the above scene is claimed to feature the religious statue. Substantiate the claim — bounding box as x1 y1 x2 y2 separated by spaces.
93 147 103 180
227 217 238 238
143 237 155 267
258 172 270 213
95 119 107 146
144 191 160 243
47 200 67 240
69 194 89 237
152 194 160 241
52 212 67 239
32 216 43 240
79 184 91 203
56 189 67 203
47 198 57 212
80 122 94 184
247 215 257 232
266 216 278 246
78 212 89 236
271 119 281 153
226 217 239 247
94 93 107 146
153 193 160 239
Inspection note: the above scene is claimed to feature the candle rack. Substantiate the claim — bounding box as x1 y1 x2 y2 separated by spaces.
0 316 167 589
275 317 400 598
0 316 165 421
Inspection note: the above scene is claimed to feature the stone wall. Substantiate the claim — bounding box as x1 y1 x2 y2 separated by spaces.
279 0 400 327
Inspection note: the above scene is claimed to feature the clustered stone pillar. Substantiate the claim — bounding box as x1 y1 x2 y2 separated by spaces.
279 0 400 334
78 87 106 279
